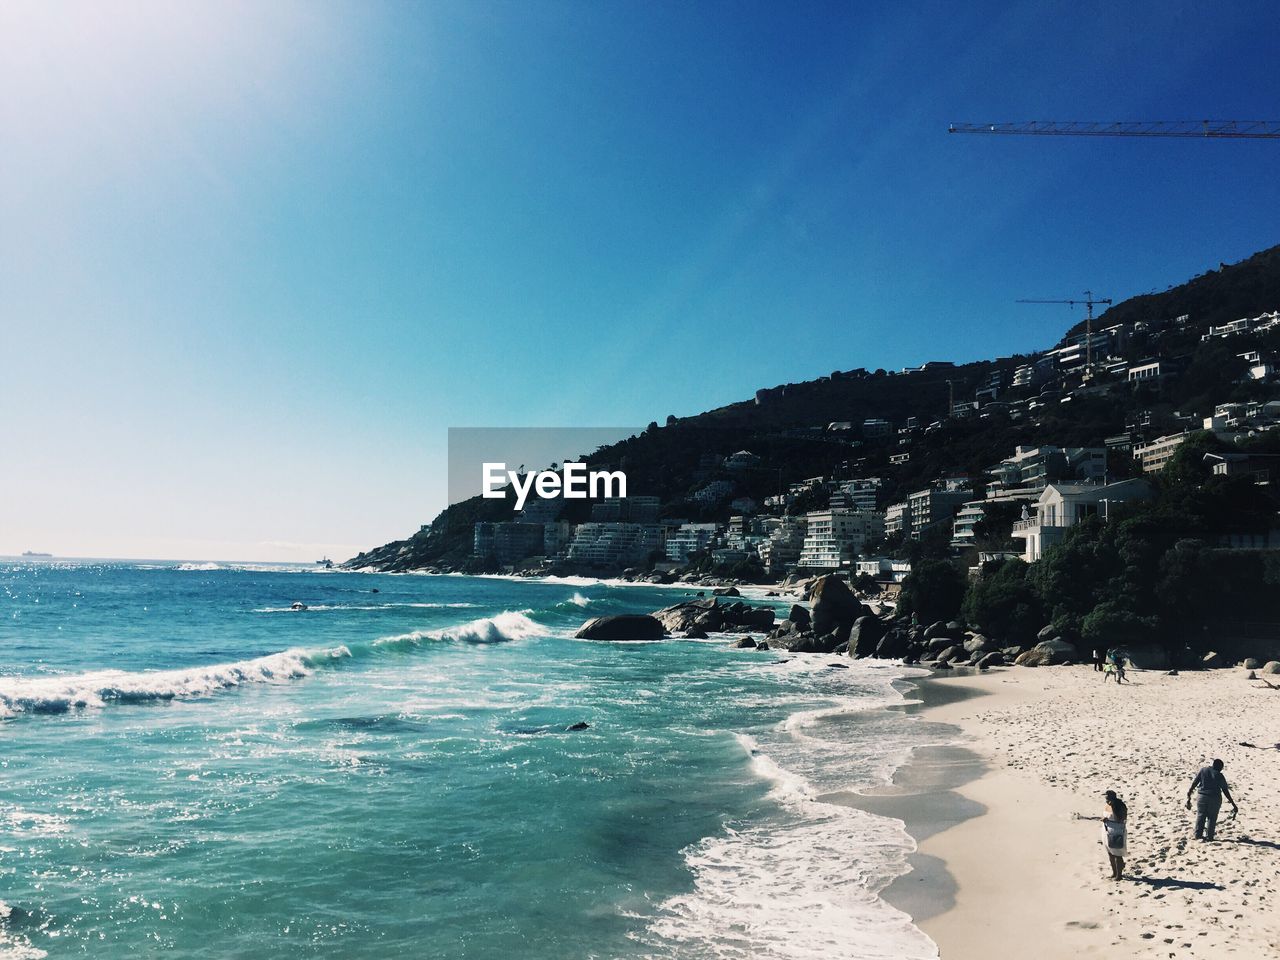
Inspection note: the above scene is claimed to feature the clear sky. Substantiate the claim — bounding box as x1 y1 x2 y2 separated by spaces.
3 1 1280 561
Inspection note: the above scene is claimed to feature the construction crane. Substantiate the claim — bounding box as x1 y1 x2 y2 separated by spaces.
1017 292 1113 372
948 120 1280 139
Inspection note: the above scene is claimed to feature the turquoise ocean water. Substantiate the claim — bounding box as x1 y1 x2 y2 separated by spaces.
1 563 944 959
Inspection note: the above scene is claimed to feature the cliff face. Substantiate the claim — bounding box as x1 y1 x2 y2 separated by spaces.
346 242 1280 571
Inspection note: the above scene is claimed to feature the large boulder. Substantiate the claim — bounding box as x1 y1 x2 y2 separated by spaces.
849 615 887 658
1263 661 1280 675
1201 651 1227 669
790 631 844 654
977 652 1005 669
936 644 964 665
927 636 953 653
1243 657 1261 670
575 615 666 641
963 634 997 655
1036 624 1058 642
810 576 867 639
875 630 911 660
788 605 811 630
713 586 740 597
923 621 951 641
653 599 721 634
1015 639 1079 667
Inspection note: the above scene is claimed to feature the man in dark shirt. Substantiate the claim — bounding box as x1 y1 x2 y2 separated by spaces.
1186 758 1239 841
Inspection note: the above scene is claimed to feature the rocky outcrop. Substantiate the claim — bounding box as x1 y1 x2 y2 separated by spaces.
713 586 741 597
810 575 868 641
963 634 998 655
652 598 774 635
849 615 887 658
1015 639 1079 667
575 615 666 641
788 604 811 630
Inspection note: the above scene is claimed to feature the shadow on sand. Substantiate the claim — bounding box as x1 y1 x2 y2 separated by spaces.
1131 876 1224 891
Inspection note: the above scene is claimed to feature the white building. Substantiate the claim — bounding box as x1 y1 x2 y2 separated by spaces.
1010 479 1152 562
798 509 885 569
1133 432 1189 473
664 523 718 563
565 523 664 568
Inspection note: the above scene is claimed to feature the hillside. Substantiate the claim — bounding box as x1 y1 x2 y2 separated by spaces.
345 242 1280 572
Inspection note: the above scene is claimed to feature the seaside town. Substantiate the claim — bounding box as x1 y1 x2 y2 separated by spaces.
350 289 1280 671
450 312 1280 590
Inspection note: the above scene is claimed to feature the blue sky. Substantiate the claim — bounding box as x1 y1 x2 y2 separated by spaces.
3 1 1280 560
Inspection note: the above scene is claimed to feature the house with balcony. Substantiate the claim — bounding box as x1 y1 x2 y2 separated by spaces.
1010 478 1152 562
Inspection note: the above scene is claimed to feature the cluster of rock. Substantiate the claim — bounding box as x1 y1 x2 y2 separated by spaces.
573 598 776 642
574 574 1279 674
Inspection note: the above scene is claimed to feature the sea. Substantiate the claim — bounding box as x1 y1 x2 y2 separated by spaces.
0 561 949 959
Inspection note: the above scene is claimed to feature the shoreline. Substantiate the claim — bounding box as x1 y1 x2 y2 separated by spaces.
850 666 1280 959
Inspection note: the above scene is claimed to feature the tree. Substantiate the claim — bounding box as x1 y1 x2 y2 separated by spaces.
899 559 966 625
962 558 1044 645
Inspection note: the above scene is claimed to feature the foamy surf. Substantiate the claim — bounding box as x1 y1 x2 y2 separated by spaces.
372 610 547 649
641 663 941 960
641 803 936 960
0 646 351 720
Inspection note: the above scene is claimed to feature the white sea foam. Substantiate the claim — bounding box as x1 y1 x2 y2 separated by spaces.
372 611 546 649
642 803 936 960
0 646 351 720
562 592 593 607
642 662 943 960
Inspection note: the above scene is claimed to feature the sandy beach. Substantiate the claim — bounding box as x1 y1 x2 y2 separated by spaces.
844 666 1280 959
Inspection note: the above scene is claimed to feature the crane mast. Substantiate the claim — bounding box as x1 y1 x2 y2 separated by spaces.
1017 292 1113 373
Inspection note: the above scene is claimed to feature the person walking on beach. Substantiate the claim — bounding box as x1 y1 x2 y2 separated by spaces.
1186 758 1238 841
1092 647 1105 672
1102 789 1128 880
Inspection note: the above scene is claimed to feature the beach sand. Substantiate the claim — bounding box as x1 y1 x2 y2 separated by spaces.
841 666 1280 959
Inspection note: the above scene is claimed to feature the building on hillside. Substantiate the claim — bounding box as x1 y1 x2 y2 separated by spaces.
543 520 573 559
885 502 907 537
664 523 718 562
565 523 663 568
690 480 736 505
830 477 883 512
1010 479 1153 562
473 522 547 566
757 516 807 574
904 480 971 540
797 509 885 569
1203 452 1280 484
1133 432 1189 473
985 445 1107 495
855 557 912 584
951 490 1039 549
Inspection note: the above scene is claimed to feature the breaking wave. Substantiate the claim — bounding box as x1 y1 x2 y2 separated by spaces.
373 611 545 649
0 646 351 720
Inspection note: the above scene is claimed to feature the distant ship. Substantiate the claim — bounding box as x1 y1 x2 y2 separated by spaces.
316 557 333 569
22 551 52 558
